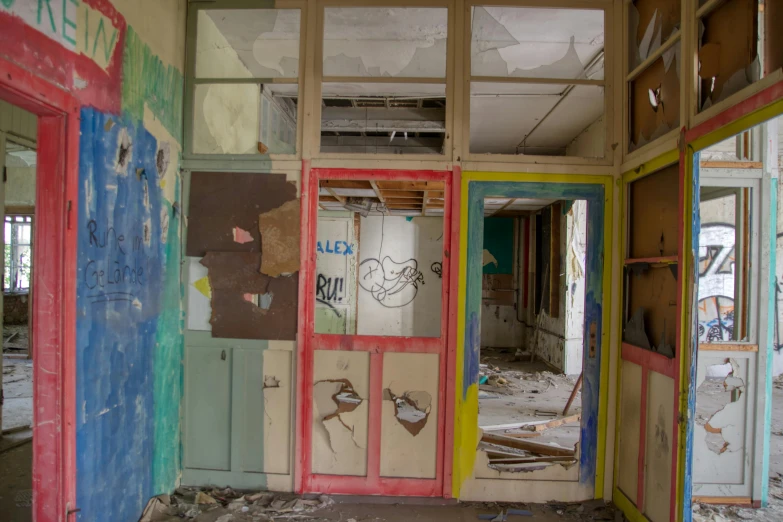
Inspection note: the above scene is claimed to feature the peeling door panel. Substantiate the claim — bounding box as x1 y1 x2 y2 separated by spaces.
693 355 754 493
617 361 643 504
643 371 674 522
262 350 293 475
311 350 369 476
379 352 439 479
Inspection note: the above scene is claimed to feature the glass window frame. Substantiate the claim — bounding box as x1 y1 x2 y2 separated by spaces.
4 215 33 294
183 0 307 162
465 2 611 164
697 173 761 347
314 0 453 160
623 0 682 159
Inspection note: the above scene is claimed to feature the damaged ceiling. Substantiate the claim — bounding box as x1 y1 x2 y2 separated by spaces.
200 6 606 156
318 179 445 217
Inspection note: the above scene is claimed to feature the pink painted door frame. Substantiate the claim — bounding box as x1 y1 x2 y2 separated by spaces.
0 57 79 522
295 163 455 497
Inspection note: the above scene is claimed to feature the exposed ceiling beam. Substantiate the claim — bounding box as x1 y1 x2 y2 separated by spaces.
491 199 515 216
422 190 428 216
369 180 386 205
325 187 346 204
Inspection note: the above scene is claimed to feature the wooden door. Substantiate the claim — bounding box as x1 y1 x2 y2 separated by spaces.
297 168 452 496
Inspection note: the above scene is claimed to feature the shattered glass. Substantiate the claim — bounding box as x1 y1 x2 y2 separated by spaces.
323 8 447 78
196 9 301 79
471 7 604 80
697 0 761 112
627 0 681 71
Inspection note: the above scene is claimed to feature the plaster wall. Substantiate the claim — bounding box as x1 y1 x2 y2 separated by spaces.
0 2 187 521
519 202 586 374
356 215 443 337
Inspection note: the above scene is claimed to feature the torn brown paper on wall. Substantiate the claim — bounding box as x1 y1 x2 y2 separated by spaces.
259 199 301 277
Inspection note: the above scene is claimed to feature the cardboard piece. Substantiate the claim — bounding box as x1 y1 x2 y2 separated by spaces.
186 172 297 257
201 252 298 340
259 199 301 277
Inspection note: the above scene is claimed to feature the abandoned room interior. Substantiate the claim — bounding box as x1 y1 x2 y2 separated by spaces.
0 1 782 522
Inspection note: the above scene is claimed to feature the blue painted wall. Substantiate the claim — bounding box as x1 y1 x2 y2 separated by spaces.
76 108 180 522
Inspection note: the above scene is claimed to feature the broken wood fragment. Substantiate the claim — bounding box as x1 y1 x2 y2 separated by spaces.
488 456 577 465
481 432 576 457
526 413 581 432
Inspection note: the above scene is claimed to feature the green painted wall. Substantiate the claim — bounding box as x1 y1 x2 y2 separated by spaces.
483 217 514 274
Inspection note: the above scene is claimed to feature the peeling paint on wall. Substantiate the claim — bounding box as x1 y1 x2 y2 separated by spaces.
383 388 432 436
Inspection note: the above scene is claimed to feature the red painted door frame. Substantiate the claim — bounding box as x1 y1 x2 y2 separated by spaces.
295 163 455 497
0 58 79 522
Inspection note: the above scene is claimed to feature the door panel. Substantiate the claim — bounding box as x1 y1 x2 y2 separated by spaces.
616 163 682 521
379 352 439 479
311 349 370 476
644 371 675 522
185 345 232 471
693 176 759 500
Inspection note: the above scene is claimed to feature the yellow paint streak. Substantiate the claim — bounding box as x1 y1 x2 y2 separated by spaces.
452 171 613 500
612 488 649 522
622 149 679 183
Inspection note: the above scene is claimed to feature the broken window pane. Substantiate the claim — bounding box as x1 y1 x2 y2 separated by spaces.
195 9 301 79
323 8 447 78
628 0 681 71
471 6 604 80
193 84 297 155
469 82 605 157
697 0 761 111
315 180 445 337
698 187 753 342
629 42 681 152
320 83 446 155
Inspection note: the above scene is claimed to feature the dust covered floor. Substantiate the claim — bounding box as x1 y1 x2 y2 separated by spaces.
140 488 620 522
2 356 33 431
477 348 582 471
0 442 32 522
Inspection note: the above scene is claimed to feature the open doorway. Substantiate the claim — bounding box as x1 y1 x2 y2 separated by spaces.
0 101 37 522
477 197 586 473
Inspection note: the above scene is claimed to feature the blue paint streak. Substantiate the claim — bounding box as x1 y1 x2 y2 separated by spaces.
762 177 778 506
683 152 701 522
464 181 605 491
76 108 167 522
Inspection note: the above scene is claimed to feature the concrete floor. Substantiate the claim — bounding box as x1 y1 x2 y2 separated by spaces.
2 361 783 521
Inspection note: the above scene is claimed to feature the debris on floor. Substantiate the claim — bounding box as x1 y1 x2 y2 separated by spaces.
478 351 582 472
2 356 33 431
140 488 334 521
691 473 783 522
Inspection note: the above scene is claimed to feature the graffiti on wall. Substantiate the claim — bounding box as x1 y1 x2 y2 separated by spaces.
698 224 737 342
358 256 424 308
316 273 345 317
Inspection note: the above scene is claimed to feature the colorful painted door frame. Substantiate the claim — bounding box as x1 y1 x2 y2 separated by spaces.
614 150 684 522
0 57 79 522
295 163 456 497
452 172 613 500
681 81 783 516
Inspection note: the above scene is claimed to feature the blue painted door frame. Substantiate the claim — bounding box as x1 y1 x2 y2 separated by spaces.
464 181 605 489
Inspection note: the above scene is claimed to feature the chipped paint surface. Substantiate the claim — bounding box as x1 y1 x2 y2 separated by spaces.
383 389 432 436
78 108 181 521
259 199 301 277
